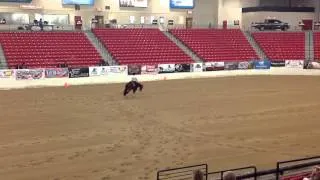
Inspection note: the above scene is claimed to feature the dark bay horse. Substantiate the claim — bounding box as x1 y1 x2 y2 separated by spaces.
123 81 143 96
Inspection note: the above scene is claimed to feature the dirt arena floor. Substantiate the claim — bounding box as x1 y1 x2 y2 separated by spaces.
1 76 320 180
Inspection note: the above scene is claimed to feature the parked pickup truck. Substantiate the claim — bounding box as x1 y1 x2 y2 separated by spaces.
252 19 289 31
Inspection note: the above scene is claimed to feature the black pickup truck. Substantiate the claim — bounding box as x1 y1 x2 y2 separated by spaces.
252 19 289 31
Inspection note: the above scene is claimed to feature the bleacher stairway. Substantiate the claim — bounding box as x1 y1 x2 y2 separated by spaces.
0 44 7 69
243 31 267 60
163 31 203 63
305 31 314 61
85 31 117 65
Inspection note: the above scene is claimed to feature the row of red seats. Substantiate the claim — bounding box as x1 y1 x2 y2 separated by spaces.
313 32 320 60
252 32 305 61
170 29 258 62
93 28 192 65
0 32 102 68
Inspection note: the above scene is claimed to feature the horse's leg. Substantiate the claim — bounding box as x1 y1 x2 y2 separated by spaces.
123 84 130 96
139 84 143 91
123 88 128 96
132 87 137 94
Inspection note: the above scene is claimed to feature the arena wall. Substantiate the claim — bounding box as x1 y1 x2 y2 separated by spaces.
1 68 320 90
0 0 219 28
242 11 315 30
218 0 242 27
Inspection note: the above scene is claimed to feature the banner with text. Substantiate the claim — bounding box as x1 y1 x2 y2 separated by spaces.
0 69 14 78
224 62 239 70
191 63 203 72
158 64 175 73
141 65 158 74
204 62 224 71
89 66 107 76
271 60 285 67
68 67 89 78
174 63 191 72
45 68 68 78
106 65 128 75
305 61 320 69
128 65 142 75
285 60 304 69
16 69 44 80
253 60 271 69
238 61 254 70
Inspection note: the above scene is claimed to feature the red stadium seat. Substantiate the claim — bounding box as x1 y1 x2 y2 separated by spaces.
0 32 102 68
169 29 258 62
92 28 193 65
252 32 305 61
313 32 320 60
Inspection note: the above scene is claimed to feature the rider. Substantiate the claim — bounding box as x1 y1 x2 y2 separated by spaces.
130 73 138 87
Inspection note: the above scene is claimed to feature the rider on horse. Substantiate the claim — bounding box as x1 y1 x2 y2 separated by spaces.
123 73 143 96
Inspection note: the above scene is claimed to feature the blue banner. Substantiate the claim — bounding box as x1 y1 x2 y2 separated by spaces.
253 60 271 69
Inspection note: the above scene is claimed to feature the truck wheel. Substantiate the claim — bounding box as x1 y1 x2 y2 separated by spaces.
282 27 288 31
260 27 264 31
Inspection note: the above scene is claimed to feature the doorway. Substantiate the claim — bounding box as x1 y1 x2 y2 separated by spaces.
186 17 192 29
302 19 313 30
95 16 104 28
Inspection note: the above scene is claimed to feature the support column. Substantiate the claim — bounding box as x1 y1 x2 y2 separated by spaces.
315 0 320 23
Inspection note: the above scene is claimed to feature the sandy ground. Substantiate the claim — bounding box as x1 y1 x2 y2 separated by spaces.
0 76 320 180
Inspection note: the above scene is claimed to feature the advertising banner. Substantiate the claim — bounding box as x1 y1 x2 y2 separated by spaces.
204 62 224 71
285 60 304 68
158 64 175 73
89 66 107 76
68 67 89 78
106 66 128 75
192 63 203 72
119 0 147 7
45 68 68 78
0 69 14 78
170 0 194 9
15 69 44 80
224 62 239 70
253 60 271 69
305 61 320 69
128 65 142 75
141 65 158 74
238 61 253 69
271 61 285 67
174 63 191 72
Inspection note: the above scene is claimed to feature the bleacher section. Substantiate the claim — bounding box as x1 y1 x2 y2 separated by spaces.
252 32 305 61
157 156 320 180
169 29 258 62
313 32 320 61
0 32 102 68
282 172 311 180
92 28 193 65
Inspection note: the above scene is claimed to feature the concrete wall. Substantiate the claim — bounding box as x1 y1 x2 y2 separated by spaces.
0 0 219 28
218 0 242 27
242 11 315 30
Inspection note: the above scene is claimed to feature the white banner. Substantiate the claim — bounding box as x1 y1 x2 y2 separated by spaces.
141 65 158 74
192 63 203 72
15 69 45 80
285 60 304 68
89 66 107 77
106 65 128 75
0 69 14 78
158 64 175 73
119 0 148 7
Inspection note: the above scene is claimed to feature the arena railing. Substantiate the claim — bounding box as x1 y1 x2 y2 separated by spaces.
276 156 320 180
156 156 320 180
207 166 257 180
157 164 208 180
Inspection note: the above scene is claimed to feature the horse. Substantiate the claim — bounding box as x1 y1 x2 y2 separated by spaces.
123 81 143 96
